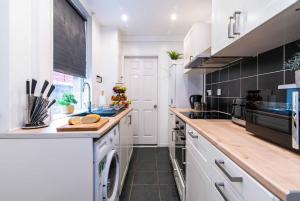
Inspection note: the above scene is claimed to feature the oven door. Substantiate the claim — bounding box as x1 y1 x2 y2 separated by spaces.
175 129 186 180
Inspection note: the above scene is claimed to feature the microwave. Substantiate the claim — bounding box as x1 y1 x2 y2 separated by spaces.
245 89 300 153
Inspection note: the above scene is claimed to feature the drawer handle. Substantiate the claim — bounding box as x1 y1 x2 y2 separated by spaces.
215 160 243 182
188 131 198 139
215 182 230 201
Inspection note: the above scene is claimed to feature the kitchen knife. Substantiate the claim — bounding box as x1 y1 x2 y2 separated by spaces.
31 80 49 123
31 85 55 123
26 80 30 124
30 79 38 118
32 99 56 124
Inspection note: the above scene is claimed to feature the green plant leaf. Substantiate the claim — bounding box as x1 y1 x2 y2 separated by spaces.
167 50 183 60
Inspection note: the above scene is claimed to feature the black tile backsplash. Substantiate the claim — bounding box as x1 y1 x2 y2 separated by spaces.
258 71 284 90
258 46 284 74
241 57 257 77
205 40 298 113
228 63 241 80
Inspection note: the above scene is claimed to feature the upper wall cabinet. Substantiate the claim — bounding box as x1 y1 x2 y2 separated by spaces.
211 0 299 56
184 23 211 66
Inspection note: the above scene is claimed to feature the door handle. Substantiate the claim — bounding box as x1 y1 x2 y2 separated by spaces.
233 11 241 35
228 16 235 39
215 160 243 182
215 182 230 201
154 105 158 109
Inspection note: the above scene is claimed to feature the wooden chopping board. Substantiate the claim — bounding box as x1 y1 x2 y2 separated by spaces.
56 118 109 132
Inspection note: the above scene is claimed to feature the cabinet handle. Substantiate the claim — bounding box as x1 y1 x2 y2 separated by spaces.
215 160 243 182
128 115 132 125
182 147 186 165
215 182 230 201
228 16 235 39
233 11 241 35
172 130 175 141
188 131 198 139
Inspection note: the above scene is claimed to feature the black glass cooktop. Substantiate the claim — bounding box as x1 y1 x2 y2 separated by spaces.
180 111 232 119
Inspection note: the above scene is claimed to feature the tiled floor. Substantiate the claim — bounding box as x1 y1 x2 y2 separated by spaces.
120 147 180 201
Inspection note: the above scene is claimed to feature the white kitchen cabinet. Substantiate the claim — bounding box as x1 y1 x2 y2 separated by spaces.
184 23 211 66
211 0 298 56
186 136 212 201
119 111 133 189
185 124 279 201
168 112 175 163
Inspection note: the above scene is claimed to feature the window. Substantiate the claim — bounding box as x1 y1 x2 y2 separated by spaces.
52 0 88 117
52 72 84 116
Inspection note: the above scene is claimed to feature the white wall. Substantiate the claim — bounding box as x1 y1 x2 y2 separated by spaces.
0 0 10 132
120 39 183 146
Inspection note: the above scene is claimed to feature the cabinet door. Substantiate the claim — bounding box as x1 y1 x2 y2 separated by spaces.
186 140 211 201
168 112 175 161
184 32 193 66
127 112 133 159
244 0 297 35
119 116 129 186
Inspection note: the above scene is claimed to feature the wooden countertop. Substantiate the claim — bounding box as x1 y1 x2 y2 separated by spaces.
170 107 300 201
1 108 133 139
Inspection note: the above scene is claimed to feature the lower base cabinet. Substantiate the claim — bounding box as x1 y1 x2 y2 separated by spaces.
186 139 211 201
186 124 279 201
119 112 133 192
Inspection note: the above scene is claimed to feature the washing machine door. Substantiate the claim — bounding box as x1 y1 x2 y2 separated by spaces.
102 149 120 201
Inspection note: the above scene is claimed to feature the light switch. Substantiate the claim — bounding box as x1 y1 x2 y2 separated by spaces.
217 89 221 96
207 90 212 96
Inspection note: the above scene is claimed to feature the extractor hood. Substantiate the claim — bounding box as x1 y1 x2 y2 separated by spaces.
185 56 243 69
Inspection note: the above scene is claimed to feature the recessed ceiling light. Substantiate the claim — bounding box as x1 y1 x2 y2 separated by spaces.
121 14 128 22
171 13 177 21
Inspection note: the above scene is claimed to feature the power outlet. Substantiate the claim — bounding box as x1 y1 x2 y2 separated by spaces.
217 89 221 96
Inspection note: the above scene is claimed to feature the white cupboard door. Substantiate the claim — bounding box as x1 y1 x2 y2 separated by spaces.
244 0 298 35
124 57 158 145
119 117 128 187
186 140 211 201
127 112 133 158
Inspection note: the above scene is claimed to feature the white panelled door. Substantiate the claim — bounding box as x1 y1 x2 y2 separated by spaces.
124 57 158 145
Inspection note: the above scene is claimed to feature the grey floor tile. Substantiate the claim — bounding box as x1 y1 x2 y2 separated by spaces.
159 185 180 201
130 185 160 201
120 184 131 201
157 160 172 172
134 160 157 172
158 172 175 185
133 172 158 185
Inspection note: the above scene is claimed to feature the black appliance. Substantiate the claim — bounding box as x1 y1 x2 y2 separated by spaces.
231 98 246 127
180 111 231 119
189 95 202 109
174 116 186 180
245 89 300 153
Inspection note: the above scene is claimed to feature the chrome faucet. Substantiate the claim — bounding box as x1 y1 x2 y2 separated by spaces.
83 82 92 113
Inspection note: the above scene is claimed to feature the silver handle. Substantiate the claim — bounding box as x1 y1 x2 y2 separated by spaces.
188 131 198 139
292 91 299 149
215 182 230 201
128 115 132 125
233 11 241 35
215 160 243 182
182 147 186 165
228 16 235 39
154 105 158 109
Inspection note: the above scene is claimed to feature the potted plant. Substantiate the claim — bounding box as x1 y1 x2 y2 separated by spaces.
285 45 300 86
58 93 78 114
167 50 183 65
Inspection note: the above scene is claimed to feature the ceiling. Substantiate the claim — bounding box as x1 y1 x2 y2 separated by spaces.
83 0 211 36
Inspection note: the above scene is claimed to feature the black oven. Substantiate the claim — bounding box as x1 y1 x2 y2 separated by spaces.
246 89 300 153
174 116 186 180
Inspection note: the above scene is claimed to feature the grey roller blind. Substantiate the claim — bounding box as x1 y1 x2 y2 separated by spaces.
53 0 87 78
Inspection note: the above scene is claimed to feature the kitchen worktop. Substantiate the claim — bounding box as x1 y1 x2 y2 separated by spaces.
0 108 132 139
170 107 300 201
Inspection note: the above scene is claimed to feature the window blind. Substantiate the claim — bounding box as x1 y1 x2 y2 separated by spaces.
53 0 87 78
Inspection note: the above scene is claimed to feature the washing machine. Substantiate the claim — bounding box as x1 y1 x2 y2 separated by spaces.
94 125 120 201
